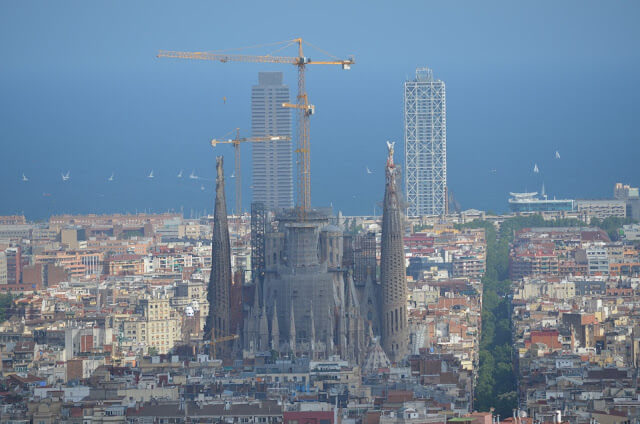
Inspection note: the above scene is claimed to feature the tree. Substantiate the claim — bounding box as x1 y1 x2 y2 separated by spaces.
468 213 628 412
0 294 14 323
463 218 517 412
590 217 636 241
495 391 518 418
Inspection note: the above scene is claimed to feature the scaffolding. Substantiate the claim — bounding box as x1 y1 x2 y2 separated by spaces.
404 67 447 217
353 232 377 286
250 201 267 283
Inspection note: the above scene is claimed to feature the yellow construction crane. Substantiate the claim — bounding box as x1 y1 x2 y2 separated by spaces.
158 38 354 220
208 331 239 360
210 128 291 216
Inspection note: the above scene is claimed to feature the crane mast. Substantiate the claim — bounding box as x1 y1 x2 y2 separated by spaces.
208 325 239 360
210 129 291 216
158 38 354 220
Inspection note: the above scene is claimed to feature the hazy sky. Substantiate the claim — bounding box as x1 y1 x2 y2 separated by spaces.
1 1 639 219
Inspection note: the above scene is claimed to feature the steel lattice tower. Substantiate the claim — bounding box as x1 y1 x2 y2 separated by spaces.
404 67 447 217
381 142 408 362
205 156 232 357
250 201 267 283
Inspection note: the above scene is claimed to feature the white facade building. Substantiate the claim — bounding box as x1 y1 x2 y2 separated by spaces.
586 247 609 275
575 199 626 220
622 223 640 241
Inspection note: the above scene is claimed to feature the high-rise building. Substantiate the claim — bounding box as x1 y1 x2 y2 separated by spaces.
4 246 21 285
614 182 640 220
380 142 409 362
205 157 232 358
404 67 447 217
251 72 293 211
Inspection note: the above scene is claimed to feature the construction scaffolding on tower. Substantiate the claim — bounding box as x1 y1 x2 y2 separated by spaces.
353 232 378 286
250 201 267 284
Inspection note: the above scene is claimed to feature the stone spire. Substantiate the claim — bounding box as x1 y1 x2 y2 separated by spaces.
380 141 409 362
345 274 365 364
289 306 296 356
309 302 316 359
244 288 260 352
271 303 280 353
205 156 232 358
259 304 269 351
326 306 334 358
338 301 346 357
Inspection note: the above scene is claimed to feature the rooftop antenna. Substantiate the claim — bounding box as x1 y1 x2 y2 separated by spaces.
415 67 433 81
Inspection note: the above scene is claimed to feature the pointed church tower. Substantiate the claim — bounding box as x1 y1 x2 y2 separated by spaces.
205 156 232 358
259 304 269 351
326 306 334 359
345 274 365 364
289 306 297 356
245 286 261 352
271 303 280 353
380 142 409 362
309 302 316 359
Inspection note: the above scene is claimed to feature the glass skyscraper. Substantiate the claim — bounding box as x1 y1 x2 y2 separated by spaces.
251 72 293 211
404 67 447 217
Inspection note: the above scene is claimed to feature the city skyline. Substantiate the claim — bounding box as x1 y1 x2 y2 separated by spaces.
1 1 639 219
2 2 640 422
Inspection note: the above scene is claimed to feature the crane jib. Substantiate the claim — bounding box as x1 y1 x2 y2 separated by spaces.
157 39 354 219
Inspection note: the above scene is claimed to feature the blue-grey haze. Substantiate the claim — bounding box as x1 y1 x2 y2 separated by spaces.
1 1 639 220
